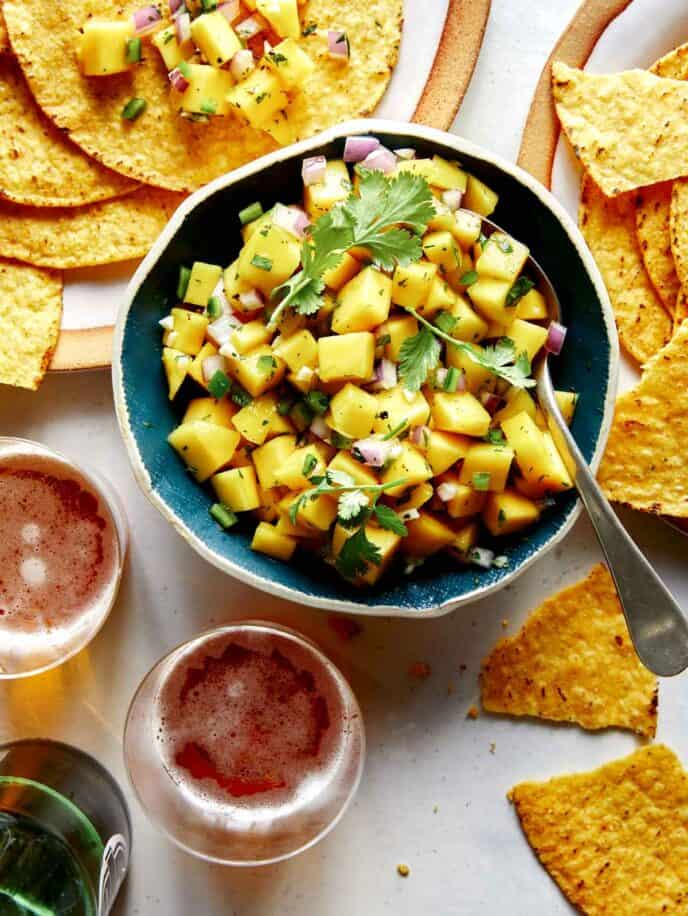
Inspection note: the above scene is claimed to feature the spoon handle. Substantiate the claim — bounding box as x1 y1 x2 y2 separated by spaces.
537 370 688 677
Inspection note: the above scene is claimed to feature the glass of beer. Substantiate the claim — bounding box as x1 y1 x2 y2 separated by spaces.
0 739 131 915
0 437 127 678
124 621 365 865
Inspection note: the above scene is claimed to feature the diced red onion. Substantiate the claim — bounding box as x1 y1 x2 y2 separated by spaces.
158 314 174 330
235 15 265 40
168 67 189 93
544 320 567 355
202 354 226 382
361 146 396 174
437 482 458 502
394 147 416 160
230 48 255 81
343 136 380 163
469 546 495 569
238 288 263 311
410 424 429 447
208 314 239 347
327 29 350 59
435 367 448 387
400 508 420 522
272 203 311 240
175 11 191 45
480 390 503 414
168 0 183 14
302 155 327 187
442 189 463 212
369 358 397 391
352 437 391 468
217 0 240 22
310 416 331 442
133 5 162 34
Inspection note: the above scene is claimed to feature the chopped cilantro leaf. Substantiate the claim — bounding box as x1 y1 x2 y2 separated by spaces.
505 276 535 307
251 254 273 271
207 369 231 399
373 503 408 536
459 269 478 286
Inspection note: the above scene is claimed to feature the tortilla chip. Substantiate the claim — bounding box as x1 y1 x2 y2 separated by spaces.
510 745 688 916
552 62 688 197
579 175 672 363
634 182 679 315
598 320 688 516
676 288 688 335
650 40 688 81
4 0 402 192
480 564 657 737
670 178 688 291
0 187 183 269
0 7 8 55
0 55 136 208
0 259 62 390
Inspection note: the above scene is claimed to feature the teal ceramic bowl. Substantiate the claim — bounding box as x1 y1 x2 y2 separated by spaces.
113 119 618 617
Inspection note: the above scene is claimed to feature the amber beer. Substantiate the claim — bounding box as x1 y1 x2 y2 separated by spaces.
0 438 125 677
125 623 365 864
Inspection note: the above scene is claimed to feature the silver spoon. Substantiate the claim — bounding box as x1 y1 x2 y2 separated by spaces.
482 217 688 677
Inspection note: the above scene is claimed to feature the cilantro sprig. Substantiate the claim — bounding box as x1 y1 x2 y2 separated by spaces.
287 468 408 580
268 169 435 328
399 307 535 391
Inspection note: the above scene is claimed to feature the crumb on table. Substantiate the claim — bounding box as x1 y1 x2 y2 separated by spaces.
397 864 410 877
467 705 479 719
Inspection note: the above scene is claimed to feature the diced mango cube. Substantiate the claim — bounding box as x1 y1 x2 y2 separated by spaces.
168 420 240 481
164 308 209 356
444 343 495 394
191 12 241 67
304 160 351 219
501 412 572 495
184 262 223 307
275 328 318 373
421 274 456 316
507 318 548 362
224 346 286 397
372 387 430 435
463 174 499 216
424 429 472 475
227 68 289 128
331 524 401 585
77 20 134 77
482 489 540 536
237 222 301 295
378 315 418 362
458 441 514 492
332 267 391 333
402 511 455 556
452 520 480 555
275 443 327 489
232 392 293 445
391 261 437 309
256 0 300 38
294 493 338 531
476 233 529 283
451 208 482 248
212 465 261 511
467 276 512 324
423 230 461 272
251 521 297 560
327 451 378 487
252 434 296 489
554 390 578 425
188 341 220 390
230 321 272 355
516 288 548 321
446 295 489 343
153 26 188 71
264 38 314 88
162 347 191 399
431 392 491 437
444 480 487 519
381 442 432 497
394 481 434 512
327 383 377 439
492 386 537 425
179 64 233 116
396 156 467 190
322 252 360 291
183 397 237 427
317 332 375 383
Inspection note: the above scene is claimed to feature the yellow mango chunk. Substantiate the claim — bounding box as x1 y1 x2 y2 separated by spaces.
431 392 491 437
332 524 401 585
381 442 432 497
212 465 261 511
501 412 572 495
304 160 351 219
183 397 237 427
322 252 360 291
482 489 540 536
230 321 272 356
317 332 375 383
458 442 515 492
276 329 318 372
179 64 233 116
251 521 297 561
442 478 487 519
327 383 377 439
191 12 241 67
402 511 456 557
224 346 286 398
153 26 187 71
327 451 378 487
554 390 578 425
447 295 489 343
77 20 134 76
394 481 434 512
378 314 418 362
265 38 314 88
184 261 223 307
516 288 548 321
372 387 430 435
507 318 548 362
162 347 191 400
424 429 472 476
476 232 529 283
451 209 482 248
423 230 461 272
396 156 467 191
392 261 437 310
168 420 240 482
237 222 301 295
232 392 293 445
187 341 219 390
252 434 296 489
463 175 499 216
332 267 392 333
275 443 327 489
163 308 208 356
256 0 300 38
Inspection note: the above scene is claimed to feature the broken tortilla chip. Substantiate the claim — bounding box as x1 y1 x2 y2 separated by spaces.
510 745 688 916
0 259 62 390
634 182 679 315
670 177 688 291
481 564 657 737
0 187 183 269
553 62 688 197
579 175 672 364
0 55 136 208
598 320 688 516
4 0 402 192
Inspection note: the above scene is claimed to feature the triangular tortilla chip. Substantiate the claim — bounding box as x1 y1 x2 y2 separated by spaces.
579 175 672 364
634 182 679 315
0 55 136 207
510 745 688 916
553 62 688 196
598 320 688 516
480 564 657 737
0 259 62 390
0 187 184 269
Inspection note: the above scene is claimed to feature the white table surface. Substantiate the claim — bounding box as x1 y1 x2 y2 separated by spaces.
2 1 688 913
